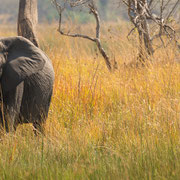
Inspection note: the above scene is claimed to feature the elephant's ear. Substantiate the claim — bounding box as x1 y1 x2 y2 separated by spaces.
1 56 45 92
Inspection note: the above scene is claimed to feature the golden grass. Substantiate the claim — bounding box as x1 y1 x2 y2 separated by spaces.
0 23 180 179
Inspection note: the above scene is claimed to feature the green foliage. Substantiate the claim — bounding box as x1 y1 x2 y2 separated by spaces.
0 0 125 24
38 0 58 23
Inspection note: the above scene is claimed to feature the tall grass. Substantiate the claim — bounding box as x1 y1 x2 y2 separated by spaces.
0 23 180 179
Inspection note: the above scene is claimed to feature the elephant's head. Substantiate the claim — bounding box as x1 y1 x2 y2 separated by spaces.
0 36 45 92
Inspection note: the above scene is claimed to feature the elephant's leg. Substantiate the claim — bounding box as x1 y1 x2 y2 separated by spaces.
32 103 50 136
4 106 16 132
2 83 24 132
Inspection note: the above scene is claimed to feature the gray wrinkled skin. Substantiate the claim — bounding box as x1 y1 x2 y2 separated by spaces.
0 36 54 134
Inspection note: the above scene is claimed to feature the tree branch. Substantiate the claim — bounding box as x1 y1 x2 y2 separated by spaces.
121 0 179 59
52 0 113 71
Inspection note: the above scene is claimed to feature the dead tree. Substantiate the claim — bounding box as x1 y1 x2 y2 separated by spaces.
52 0 114 71
121 0 180 62
18 0 39 47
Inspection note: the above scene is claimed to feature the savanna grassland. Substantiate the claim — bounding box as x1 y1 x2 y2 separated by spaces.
0 23 180 179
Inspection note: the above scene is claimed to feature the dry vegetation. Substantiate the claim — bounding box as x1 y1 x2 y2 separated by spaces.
0 23 180 179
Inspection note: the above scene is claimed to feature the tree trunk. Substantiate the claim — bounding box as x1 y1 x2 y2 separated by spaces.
17 0 39 47
137 0 154 62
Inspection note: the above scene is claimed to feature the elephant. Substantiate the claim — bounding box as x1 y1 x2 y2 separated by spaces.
0 36 54 134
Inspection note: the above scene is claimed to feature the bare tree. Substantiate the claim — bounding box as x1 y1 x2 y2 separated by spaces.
121 0 180 62
52 0 115 71
18 0 39 47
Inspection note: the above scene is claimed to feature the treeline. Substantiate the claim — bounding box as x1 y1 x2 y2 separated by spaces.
0 0 126 24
